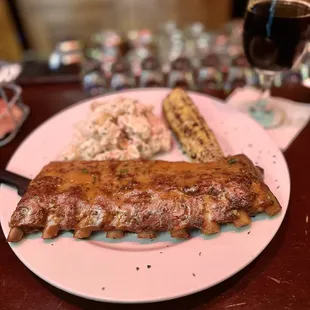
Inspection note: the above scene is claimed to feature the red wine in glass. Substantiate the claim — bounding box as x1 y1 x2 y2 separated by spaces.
242 0 310 128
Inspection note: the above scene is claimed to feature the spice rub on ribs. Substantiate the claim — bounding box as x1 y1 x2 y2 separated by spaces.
7 154 281 242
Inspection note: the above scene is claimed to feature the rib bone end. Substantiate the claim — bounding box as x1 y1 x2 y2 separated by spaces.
170 229 190 238
233 211 252 228
42 224 60 239
106 230 124 239
7 227 24 242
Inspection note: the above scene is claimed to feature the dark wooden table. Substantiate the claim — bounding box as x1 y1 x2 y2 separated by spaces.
1 83 310 310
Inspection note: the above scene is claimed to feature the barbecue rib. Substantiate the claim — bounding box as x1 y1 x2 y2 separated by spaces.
7 155 281 242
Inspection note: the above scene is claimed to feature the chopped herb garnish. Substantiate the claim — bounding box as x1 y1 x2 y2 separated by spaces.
136 267 139 271
92 175 97 183
147 265 151 269
82 168 89 174
228 158 237 165
119 169 128 174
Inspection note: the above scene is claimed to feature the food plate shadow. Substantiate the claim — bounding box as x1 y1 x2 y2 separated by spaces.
251 212 281 222
87 231 191 252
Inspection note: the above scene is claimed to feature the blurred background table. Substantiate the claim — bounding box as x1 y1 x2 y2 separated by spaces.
2 0 310 97
0 82 310 310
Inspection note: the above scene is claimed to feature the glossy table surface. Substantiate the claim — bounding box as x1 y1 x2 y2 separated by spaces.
1 83 310 310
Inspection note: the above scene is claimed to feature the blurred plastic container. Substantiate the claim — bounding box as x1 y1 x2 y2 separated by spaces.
110 59 135 91
197 67 224 92
139 56 164 87
167 57 195 90
127 29 156 77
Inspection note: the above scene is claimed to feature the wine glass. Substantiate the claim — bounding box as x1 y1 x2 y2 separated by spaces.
243 0 310 128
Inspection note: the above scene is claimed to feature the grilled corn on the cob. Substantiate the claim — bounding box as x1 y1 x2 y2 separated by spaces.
163 88 224 162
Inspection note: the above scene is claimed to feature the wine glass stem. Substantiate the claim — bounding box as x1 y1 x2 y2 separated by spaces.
255 71 275 113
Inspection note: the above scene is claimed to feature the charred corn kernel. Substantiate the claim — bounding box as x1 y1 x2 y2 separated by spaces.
163 88 224 163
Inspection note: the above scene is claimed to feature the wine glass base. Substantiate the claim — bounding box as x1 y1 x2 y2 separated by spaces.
249 104 285 128
236 99 285 129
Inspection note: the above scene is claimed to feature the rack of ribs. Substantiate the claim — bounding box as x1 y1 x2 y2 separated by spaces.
7 154 281 242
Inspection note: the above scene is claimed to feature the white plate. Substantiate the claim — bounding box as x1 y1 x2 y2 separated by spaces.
0 89 290 303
